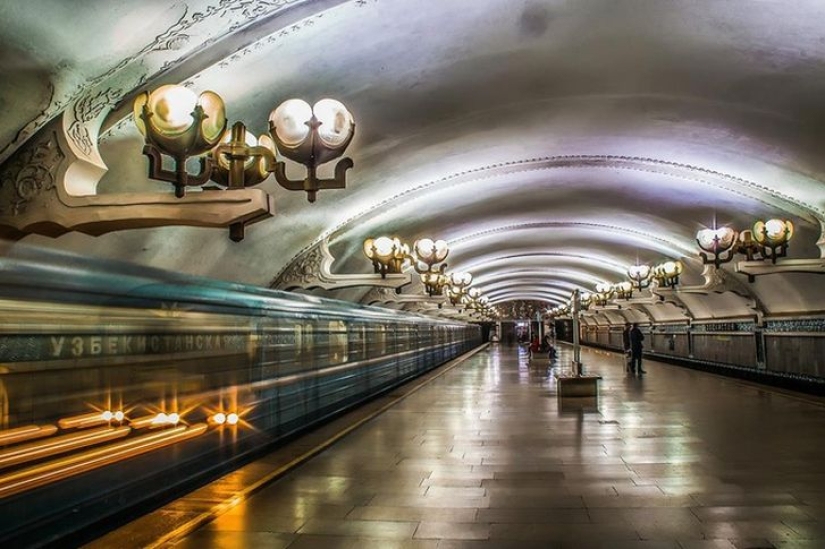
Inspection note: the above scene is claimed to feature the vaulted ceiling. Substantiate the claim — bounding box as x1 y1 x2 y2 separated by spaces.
1 0 824 321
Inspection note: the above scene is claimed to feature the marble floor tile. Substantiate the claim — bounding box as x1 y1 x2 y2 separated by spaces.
169 345 825 548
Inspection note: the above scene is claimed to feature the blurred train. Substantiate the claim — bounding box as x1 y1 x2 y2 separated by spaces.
0 244 481 546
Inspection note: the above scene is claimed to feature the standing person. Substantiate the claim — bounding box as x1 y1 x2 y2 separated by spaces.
629 323 646 375
622 323 632 373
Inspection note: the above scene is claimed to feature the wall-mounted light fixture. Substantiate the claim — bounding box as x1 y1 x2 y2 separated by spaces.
460 288 491 317
413 238 449 295
696 218 794 270
627 263 652 291
420 271 450 297
274 237 412 292
445 285 464 306
696 226 738 268
134 86 226 197
613 280 633 299
733 218 825 280
450 271 473 290
653 260 683 288
752 219 793 263
363 236 410 278
445 271 473 305
135 86 355 241
593 282 614 306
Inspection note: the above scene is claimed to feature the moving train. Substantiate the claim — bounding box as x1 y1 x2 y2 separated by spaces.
0 245 481 546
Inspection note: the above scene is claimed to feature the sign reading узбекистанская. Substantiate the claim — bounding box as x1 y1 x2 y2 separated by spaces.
0 333 249 361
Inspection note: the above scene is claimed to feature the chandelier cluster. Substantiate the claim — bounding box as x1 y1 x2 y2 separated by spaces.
134 85 355 241
548 217 798 319
413 238 451 296
548 258 685 318
445 271 473 305
363 237 409 277
458 288 498 319
362 236 471 298
652 260 683 289
359 237 498 317
625 259 683 290
696 218 794 268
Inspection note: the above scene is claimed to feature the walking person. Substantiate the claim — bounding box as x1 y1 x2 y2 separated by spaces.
629 323 646 375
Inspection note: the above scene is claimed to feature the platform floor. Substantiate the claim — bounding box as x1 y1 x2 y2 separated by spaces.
120 344 825 548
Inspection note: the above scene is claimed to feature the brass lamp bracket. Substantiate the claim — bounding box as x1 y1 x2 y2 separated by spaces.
272 158 353 203
273 237 412 291
0 116 274 240
142 145 213 196
728 219 825 281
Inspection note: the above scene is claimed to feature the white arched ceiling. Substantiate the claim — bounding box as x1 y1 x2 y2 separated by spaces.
2 0 825 322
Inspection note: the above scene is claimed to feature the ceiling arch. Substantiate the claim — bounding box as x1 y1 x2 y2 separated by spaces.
2 0 825 320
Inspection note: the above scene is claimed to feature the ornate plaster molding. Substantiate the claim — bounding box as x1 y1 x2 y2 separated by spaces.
0 117 273 239
653 266 765 323
271 238 412 291
0 0 312 165
736 257 825 279
360 286 444 307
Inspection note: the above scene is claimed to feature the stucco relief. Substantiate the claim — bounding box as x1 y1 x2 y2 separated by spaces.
271 244 324 289
0 132 64 216
67 89 123 156
361 286 394 304
0 0 303 165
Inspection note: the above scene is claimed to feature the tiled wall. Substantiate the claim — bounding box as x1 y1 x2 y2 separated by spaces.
573 319 825 382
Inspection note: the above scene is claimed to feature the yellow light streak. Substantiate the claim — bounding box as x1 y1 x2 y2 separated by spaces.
0 424 207 499
0 426 131 469
58 412 111 430
0 425 58 447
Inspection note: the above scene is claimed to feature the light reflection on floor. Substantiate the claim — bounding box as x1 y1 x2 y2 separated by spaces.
169 342 825 548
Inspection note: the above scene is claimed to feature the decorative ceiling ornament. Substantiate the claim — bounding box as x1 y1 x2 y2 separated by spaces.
272 237 412 292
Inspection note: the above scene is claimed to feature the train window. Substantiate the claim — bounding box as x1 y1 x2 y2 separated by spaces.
348 324 366 360
375 325 387 356
328 321 348 363
397 325 412 352
294 323 314 358
294 324 302 354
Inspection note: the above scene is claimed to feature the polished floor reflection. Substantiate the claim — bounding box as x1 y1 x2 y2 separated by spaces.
173 344 825 549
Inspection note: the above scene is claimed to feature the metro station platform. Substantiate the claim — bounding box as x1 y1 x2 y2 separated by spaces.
94 344 825 549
